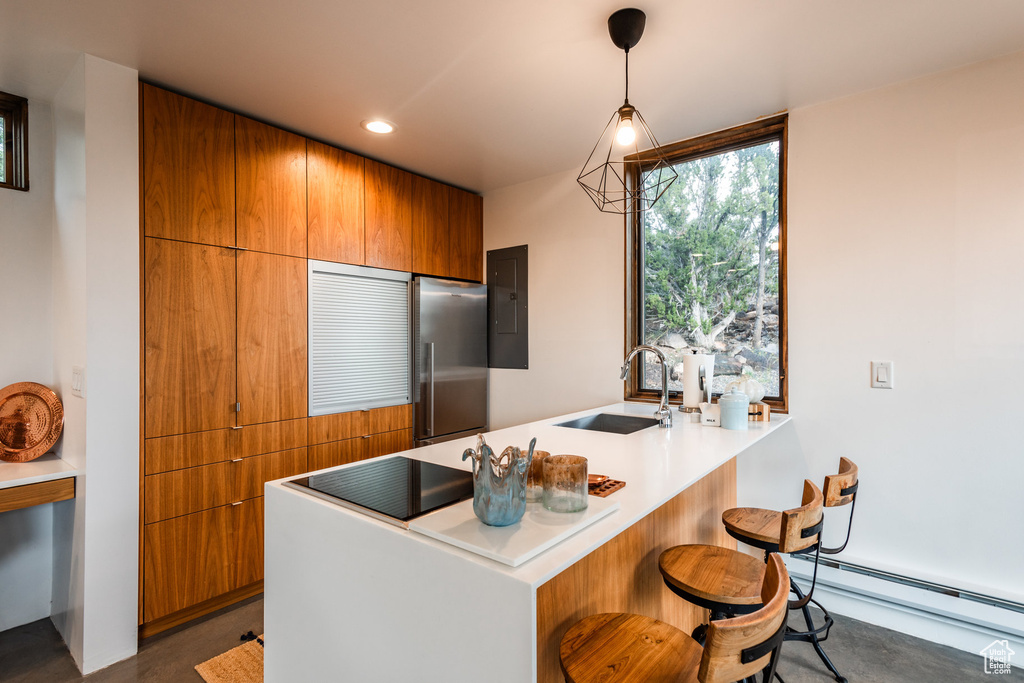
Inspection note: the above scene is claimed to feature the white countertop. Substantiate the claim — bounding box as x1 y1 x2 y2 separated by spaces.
269 402 791 588
0 453 78 490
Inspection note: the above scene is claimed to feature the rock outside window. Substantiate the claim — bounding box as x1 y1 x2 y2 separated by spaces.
0 90 29 192
626 115 788 411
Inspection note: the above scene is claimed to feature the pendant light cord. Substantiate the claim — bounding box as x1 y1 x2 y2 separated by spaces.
624 49 630 104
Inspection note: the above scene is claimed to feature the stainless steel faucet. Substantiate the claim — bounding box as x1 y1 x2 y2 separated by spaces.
621 345 672 428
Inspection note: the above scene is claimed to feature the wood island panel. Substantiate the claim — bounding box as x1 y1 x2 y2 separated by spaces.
142 85 236 247
237 251 308 426
235 116 307 257
307 141 364 265
535 459 737 683
144 238 236 438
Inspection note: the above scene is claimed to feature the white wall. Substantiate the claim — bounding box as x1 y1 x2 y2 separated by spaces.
484 171 624 429
0 99 56 632
51 53 88 662
50 54 140 674
484 50 1024 636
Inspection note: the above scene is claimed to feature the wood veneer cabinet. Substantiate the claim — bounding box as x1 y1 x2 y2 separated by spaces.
449 187 484 282
364 160 413 271
236 116 308 258
237 251 307 425
307 140 364 264
307 405 412 471
412 175 450 276
144 238 236 438
141 85 235 247
143 496 265 623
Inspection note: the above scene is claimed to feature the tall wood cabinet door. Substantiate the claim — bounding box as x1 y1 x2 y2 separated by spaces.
308 140 364 265
235 116 307 258
237 251 307 426
449 188 483 281
412 177 449 276
364 160 412 271
142 85 236 247
144 238 236 438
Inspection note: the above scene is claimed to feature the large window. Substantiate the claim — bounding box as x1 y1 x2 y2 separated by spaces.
627 115 787 410
0 90 29 191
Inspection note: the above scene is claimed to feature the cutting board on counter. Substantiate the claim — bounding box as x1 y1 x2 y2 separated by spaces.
409 496 619 567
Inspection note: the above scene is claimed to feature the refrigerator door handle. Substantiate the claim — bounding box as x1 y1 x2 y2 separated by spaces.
428 342 435 436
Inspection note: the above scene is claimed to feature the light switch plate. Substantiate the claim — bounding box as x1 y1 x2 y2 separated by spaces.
871 361 893 389
71 366 86 398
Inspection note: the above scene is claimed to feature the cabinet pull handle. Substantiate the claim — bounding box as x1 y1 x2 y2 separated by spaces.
227 245 249 251
231 458 243 462
362 435 371 439
232 501 243 506
231 426 244 430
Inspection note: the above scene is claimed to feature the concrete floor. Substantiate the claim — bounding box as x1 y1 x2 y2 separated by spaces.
0 600 1020 682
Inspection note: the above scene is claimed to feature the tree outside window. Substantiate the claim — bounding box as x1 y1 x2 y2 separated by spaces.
628 116 787 409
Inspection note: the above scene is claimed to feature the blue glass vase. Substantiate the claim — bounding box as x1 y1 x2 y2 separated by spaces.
462 435 536 527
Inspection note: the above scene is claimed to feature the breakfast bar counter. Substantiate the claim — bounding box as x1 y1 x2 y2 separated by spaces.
264 402 791 682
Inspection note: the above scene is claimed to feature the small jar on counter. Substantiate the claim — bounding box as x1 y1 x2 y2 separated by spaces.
719 387 750 431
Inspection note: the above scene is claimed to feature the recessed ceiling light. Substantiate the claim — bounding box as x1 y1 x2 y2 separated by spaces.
361 119 395 134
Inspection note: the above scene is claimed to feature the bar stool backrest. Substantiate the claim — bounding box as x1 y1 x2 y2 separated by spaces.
778 480 823 554
698 553 789 683
823 457 858 507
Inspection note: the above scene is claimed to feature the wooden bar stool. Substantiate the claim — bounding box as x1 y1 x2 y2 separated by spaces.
559 554 790 683
722 460 859 683
658 480 823 643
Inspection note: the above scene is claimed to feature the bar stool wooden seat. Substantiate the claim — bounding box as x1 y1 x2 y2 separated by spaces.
659 544 765 617
658 479 823 648
721 460 859 683
559 554 789 683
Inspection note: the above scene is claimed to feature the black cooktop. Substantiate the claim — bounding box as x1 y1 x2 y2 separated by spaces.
284 456 474 528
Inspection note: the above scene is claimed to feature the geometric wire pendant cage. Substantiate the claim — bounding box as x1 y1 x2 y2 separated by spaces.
578 8 677 214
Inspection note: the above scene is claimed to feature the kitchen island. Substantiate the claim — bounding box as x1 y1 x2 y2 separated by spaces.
264 402 791 682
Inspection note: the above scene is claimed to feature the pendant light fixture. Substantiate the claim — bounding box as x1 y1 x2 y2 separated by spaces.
578 8 677 214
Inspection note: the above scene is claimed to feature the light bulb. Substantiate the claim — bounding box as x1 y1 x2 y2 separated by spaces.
616 118 636 146
361 119 395 134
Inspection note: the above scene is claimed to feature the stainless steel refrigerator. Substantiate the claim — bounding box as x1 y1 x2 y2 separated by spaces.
413 277 488 446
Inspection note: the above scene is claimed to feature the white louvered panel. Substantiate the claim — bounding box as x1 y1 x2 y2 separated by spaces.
308 262 412 416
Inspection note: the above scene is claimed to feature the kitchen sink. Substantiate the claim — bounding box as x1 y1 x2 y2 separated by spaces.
554 413 660 434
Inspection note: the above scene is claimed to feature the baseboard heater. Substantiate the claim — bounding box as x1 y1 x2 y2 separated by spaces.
790 554 1024 616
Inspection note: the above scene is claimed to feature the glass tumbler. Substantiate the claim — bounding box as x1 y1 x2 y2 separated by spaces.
542 455 589 513
525 450 550 503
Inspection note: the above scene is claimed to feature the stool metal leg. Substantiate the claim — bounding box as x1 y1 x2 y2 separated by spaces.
786 581 847 683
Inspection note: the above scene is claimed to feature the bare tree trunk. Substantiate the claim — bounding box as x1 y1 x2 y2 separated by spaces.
752 210 768 350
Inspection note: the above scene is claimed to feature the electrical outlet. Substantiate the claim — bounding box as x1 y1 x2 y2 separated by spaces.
871 361 893 389
71 366 86 398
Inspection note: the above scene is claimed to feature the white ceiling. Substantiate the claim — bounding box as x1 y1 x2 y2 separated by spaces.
3 0 1024 193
